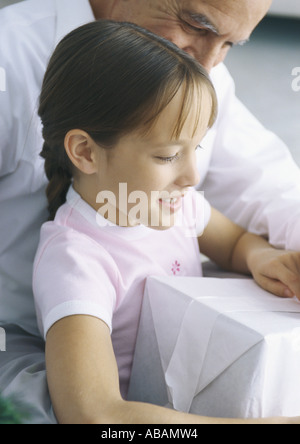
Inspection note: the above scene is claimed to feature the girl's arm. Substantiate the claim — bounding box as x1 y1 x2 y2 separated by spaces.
46 314 298 424
199 208 300 300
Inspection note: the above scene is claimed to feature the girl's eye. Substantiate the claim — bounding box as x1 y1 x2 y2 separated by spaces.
156 146 202 163
156 153 180 164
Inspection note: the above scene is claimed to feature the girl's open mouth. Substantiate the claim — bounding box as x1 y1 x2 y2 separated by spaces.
158 196 183 212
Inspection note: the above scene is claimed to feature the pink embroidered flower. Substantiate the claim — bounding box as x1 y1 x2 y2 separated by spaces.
172 261 181 275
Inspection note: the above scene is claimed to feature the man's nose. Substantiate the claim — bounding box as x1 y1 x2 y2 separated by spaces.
183 39 228 73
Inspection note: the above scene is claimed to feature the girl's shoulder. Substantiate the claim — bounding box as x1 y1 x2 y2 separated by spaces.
32 219 119 341
33 216 119 284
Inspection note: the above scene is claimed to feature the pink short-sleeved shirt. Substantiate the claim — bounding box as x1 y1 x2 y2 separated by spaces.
33 187 211 397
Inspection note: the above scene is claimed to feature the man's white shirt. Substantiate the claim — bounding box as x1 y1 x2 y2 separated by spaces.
0 0 300 335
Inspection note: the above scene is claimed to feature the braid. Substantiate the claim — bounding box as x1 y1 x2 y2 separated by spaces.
40 142 72 221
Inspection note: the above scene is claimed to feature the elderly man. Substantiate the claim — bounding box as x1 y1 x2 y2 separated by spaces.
0 0 299 423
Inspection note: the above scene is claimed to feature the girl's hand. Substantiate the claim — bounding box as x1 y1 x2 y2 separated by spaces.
200 208 300 301
248 248 300 300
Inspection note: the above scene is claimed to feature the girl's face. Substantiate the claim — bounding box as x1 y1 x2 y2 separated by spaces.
90 86 212 230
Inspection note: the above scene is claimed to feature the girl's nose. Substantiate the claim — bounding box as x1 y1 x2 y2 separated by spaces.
175 155 201 189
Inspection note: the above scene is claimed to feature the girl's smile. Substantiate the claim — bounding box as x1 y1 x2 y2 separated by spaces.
158 195 184 213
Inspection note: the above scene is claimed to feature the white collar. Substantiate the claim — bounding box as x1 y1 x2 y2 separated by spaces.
66 186 155 241
54 0 95 46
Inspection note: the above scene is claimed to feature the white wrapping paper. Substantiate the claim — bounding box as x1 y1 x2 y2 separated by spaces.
128 277 300 418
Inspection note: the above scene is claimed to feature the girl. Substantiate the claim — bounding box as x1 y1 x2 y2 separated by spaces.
33 20 300 424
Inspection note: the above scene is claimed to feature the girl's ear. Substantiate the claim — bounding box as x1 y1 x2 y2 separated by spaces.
64 130 98 175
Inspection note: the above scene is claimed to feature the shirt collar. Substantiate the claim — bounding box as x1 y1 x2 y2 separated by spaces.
66 186 154 241
54 0 95 46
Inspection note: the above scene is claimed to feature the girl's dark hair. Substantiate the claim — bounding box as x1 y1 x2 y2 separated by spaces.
39 20 217 220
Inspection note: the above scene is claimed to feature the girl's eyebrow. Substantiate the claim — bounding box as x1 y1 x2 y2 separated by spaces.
150 141 185 149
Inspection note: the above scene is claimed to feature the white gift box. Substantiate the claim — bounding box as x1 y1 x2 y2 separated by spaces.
128 277 300 418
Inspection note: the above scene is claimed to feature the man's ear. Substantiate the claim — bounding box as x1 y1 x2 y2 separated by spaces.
64 130 98 175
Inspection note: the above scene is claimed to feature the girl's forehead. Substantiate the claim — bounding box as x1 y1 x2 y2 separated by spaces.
146 84 213 142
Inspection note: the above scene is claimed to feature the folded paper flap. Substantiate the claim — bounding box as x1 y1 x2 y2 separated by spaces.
165 300 220 412
147 278 195 371
163 300 263 412
195 314 263 394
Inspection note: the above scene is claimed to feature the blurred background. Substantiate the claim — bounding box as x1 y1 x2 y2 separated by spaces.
1 0 299 165
226 0 300 165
